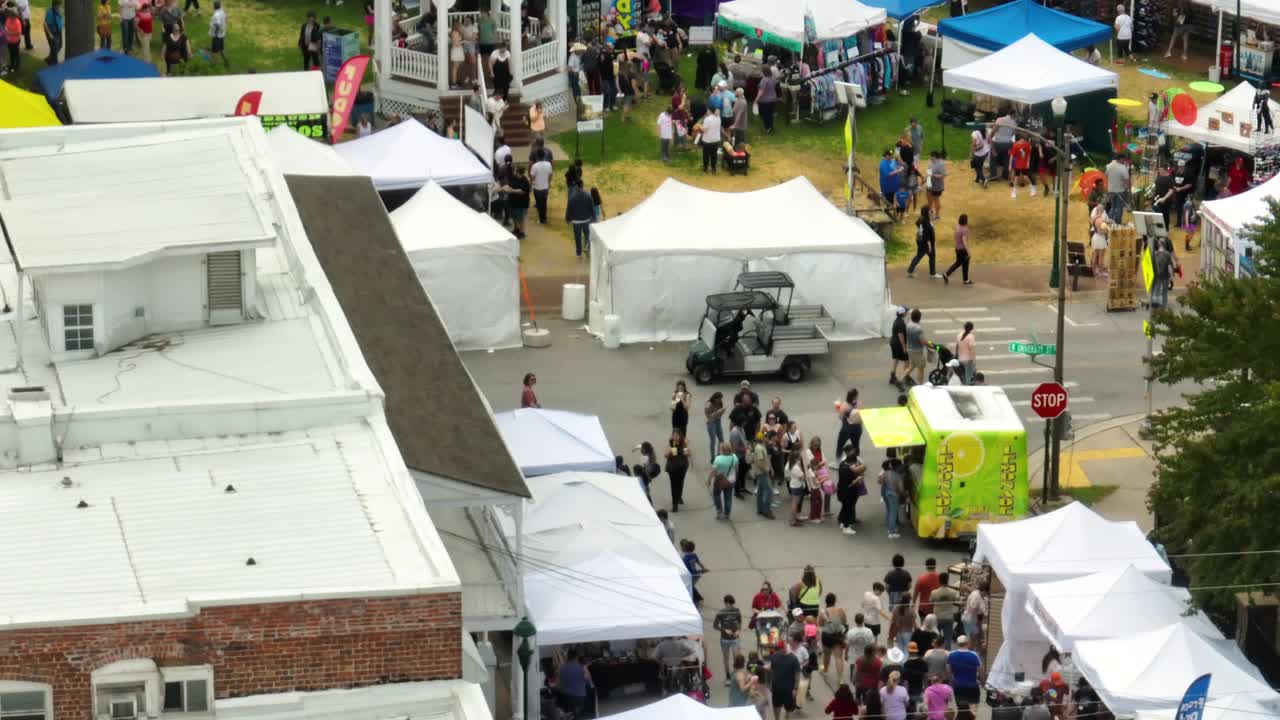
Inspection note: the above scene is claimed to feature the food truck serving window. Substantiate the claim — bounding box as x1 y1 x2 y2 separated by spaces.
859 407 926 448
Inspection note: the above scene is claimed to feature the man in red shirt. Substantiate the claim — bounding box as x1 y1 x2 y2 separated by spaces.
912 557 941 621
1010 136 1033 199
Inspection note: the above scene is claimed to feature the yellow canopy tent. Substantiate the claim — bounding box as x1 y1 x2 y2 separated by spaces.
0 81 61 128
859 407 927 448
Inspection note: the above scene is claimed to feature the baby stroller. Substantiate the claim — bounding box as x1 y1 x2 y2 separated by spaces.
754 610 786 654
662 660 708 702
927 343 954 386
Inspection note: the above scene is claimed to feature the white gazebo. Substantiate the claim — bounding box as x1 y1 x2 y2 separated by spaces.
376 0 572 118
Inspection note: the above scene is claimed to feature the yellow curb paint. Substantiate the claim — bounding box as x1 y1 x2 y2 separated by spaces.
1060 447 1151 488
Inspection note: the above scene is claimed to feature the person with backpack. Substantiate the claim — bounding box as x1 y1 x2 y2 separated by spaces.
818 593 850 680
836 444 866 534
711 441 738 520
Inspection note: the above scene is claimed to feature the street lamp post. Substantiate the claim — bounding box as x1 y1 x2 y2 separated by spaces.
514 617 537 720
1049 96 1069 499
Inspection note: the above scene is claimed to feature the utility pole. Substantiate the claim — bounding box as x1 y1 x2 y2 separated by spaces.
1050 97 1069 499
64 0 95 60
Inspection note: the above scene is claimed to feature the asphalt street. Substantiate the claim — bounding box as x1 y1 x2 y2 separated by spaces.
461 296 1187 712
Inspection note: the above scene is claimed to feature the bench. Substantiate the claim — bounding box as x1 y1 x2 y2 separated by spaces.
1066 241 1094 291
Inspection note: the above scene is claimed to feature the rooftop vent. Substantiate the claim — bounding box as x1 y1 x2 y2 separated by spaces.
224 484 236 493
61 477 72 488
76 499 89 509
246 556 257 566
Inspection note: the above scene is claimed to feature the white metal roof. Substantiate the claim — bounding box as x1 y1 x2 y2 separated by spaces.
62 72 330 123
0 423 460 629
0 132 276 273
215 680 490 720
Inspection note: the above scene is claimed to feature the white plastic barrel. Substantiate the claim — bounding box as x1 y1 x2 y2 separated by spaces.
1208 65 1221 83
561 283 586 321
603 314 622 349
588 300 604 335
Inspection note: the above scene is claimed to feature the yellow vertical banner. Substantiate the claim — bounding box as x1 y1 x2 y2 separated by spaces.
844 113 853 200
1142 246 1155 293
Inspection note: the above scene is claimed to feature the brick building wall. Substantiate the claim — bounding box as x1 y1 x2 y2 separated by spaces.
0 593 462 719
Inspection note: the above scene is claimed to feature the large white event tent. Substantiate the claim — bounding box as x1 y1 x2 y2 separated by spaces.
495 408 614 476
523 520 688 584
1026 564 1222 654
588 177 887 344
1199 171 1279 278
334 118 493 191
1137 693 1275 720
524 550 702 645
515 471 659 535
1074 624 1280 716
716 0 886 51
599 694 760 720
1166 81 1280 154
973 502 1171 689
265 125 358 176
390 181 521 350
942 34 1118 104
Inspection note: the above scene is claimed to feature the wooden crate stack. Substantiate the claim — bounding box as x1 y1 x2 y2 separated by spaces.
1107 224 1139 312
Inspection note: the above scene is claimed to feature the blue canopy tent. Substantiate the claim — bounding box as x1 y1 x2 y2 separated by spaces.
937 0 1110 69
860 0 944 21
36 49 160 104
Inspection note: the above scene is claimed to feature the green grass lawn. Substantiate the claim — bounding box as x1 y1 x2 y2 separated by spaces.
1066 484 1119 506
6 0 373 94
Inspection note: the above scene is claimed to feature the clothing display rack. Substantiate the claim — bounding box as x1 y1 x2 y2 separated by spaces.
790 44 900 124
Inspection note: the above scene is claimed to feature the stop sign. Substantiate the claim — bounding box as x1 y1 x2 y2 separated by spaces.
1031 382 1069 419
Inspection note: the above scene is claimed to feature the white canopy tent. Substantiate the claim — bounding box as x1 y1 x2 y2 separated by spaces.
1073 624 1280 716
1026 564 1222 654
599 694 760 720
1199 171 1280 278
522 520 688 584
1137 693 1276 720
1199 0 1280 25
494 409 615 476
515 471 660 535
334 118 493 191
716 0 887 50
62 72 328 123
973 502 1171 689
589 177 887 343
1166 81 1280 154
524 551 703 645
389 181 520 350
266 125 358 176
942 34 1118 104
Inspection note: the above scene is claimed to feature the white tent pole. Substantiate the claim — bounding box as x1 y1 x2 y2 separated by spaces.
927 31 939 98
1109 38 1113 64
1216 10 1224 63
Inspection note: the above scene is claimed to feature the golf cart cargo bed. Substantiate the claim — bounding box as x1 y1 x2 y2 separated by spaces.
785 304 835 333
772 324 829 356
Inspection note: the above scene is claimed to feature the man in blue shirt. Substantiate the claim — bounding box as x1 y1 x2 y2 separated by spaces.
554 648 592 716
879 148 903 210
718 82 735 125
947 635 983 705
42 0 62 65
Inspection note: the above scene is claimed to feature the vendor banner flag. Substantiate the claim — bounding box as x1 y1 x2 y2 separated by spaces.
233 91 263 116
1175 674 1211 720
329 54 371 144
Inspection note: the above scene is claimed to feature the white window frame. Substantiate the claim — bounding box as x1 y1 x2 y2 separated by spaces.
0 680 53 720
61 302 96 354
159 667 213 717
91 660 159 720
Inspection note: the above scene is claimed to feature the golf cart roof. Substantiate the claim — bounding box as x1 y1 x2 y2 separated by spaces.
705 291 779 312
735 271 795 290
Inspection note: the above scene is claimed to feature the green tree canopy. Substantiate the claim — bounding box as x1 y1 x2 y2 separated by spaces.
1149 200 1280 609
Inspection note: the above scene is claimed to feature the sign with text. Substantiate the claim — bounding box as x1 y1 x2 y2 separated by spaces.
689 26 715 45
259 113 328 139
1009 342 1056 356
329 54 371 143
1031 382 1069 420
1175 674 1211 720
577 118 604 133
603 0 638 38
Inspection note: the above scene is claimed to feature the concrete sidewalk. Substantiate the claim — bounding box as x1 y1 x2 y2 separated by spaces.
1028 413 1157 531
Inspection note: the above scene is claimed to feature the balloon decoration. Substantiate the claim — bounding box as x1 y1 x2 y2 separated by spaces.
1189 80 1225 93
1171 92 1198 126
1078 169 1106 199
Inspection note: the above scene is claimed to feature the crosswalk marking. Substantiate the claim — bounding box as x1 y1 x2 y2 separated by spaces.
923 317 1001 325
919 307 988 313
1025 412 1112 423
999 381 1080 390
979 367 1052 375
1012 397 1095 407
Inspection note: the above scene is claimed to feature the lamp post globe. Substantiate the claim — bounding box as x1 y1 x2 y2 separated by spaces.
514 617 537 720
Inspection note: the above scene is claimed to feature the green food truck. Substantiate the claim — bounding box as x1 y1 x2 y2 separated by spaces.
860 385 1029 539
